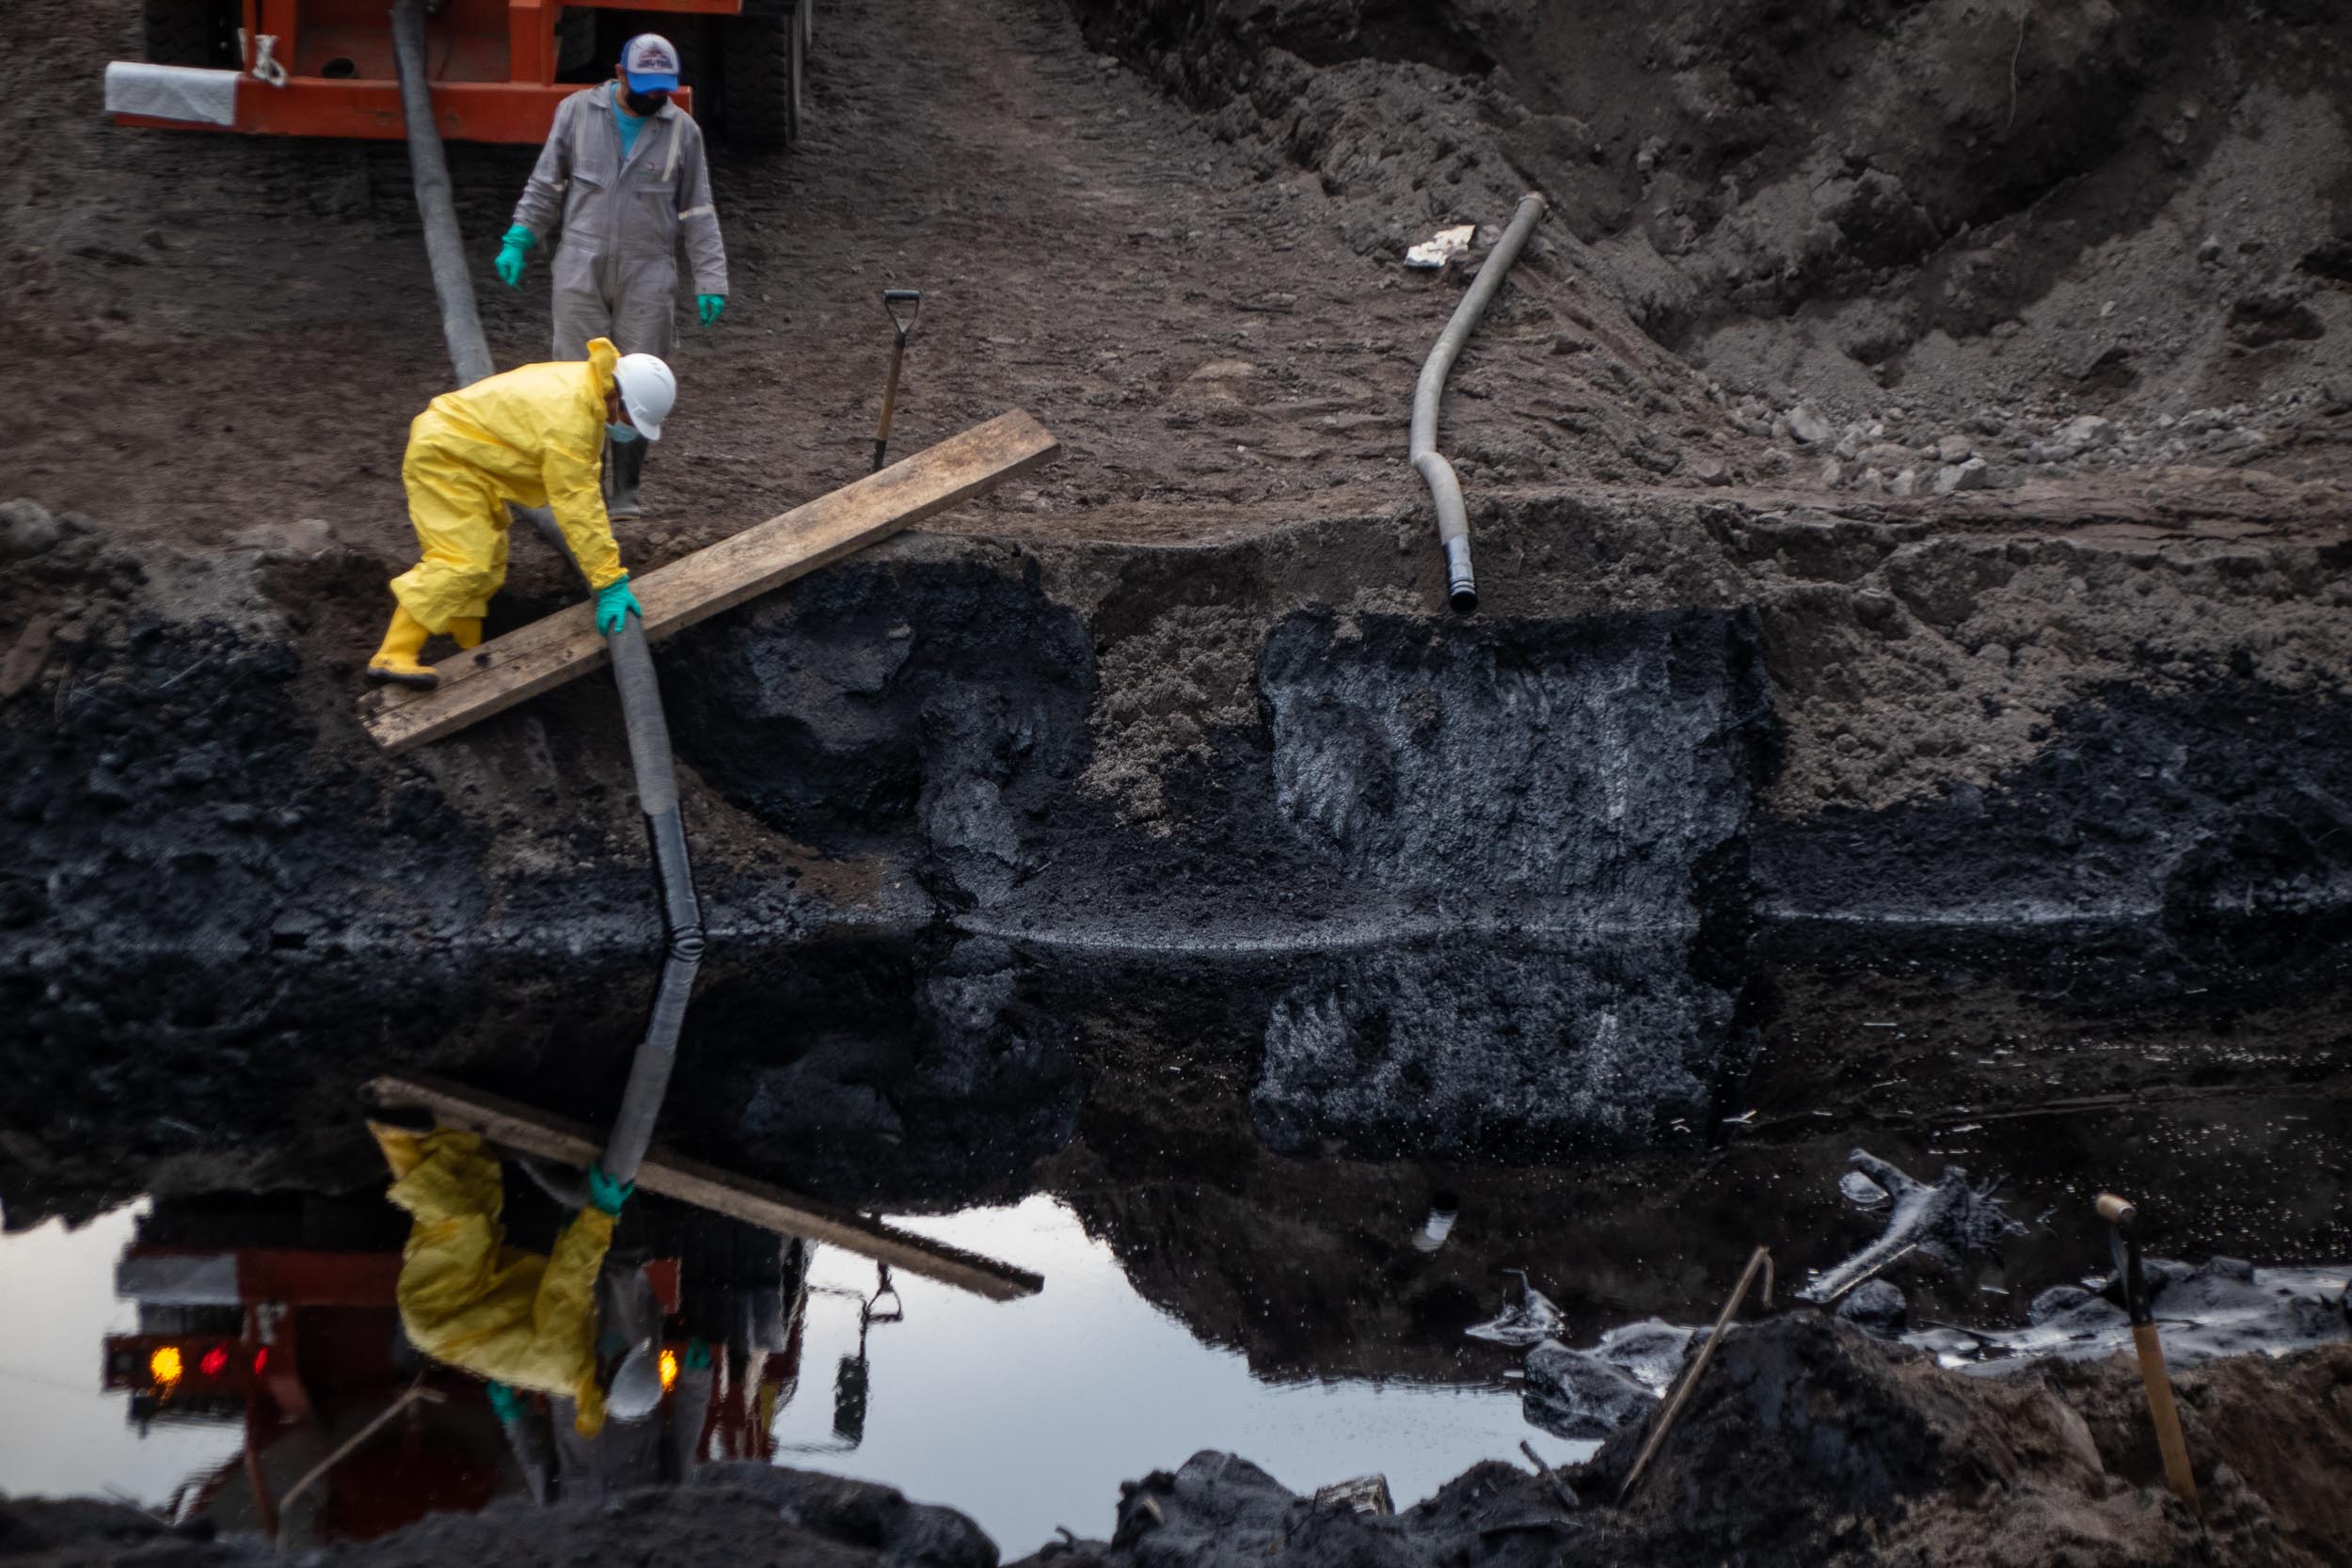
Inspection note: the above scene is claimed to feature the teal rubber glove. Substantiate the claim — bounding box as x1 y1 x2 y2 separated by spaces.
494 225 535 289
485 1380 524 1422
697 293 726 326
683 1338 713 1370
587 1162 633 1216
595 575 642 638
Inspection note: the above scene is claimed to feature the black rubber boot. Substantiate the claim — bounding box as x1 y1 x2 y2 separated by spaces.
608 437 647 519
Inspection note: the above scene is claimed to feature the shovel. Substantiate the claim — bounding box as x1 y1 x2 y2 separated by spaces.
871 289 923 473
2098 1192 2200 1513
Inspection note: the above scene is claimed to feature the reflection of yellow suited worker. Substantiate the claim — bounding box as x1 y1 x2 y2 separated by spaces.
373 1125 615 1436
366 336 672 689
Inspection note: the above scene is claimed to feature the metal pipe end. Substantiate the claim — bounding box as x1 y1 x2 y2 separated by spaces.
1444 536 1477 614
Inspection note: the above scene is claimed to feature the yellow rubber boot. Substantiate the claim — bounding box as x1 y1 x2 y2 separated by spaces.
366 606 440 689
448 617 484 651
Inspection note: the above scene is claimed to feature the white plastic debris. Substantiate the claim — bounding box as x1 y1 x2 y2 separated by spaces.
1406 225 1476 269
104 61 239 127
1467 1268 1565 1346
1840 1170 1892 1210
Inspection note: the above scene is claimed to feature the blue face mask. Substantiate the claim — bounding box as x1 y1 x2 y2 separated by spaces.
607 421 639 444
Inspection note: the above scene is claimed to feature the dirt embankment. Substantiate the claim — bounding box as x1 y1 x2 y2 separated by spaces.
1030 1317 2352 1568
1073 0 2352 494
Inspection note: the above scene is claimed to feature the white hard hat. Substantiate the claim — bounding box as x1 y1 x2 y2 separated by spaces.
612 354 675 442
605 1342 663 1424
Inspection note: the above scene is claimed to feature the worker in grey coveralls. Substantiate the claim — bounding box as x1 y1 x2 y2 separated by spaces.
493 33 728 520
491 1256 718 1505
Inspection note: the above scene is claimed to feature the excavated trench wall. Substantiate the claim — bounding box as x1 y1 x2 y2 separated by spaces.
6 485 2352 1219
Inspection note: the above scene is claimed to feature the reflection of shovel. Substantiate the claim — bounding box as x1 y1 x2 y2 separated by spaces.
871 290 923 473
832 1265 902 1442
2098 1193 2200 1512
775 1264 906 1453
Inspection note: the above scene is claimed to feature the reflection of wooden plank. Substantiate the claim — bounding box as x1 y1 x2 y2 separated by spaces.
366 1074 1042 1302
358 409 1060 753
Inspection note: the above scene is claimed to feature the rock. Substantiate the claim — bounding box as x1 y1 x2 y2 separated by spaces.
1819 459 1844 487
1933 458 1995 496
2027 415 2116 464
1788 405 1835 444
1523 1339 1658 1438
2058 414 2114 449
1857 442 1913 471
1686 454 1732 486
1590 1319 1695 1388
1889 467 1918 499
2229 289 2325 346
1836 1279 1910 1336
0 615 55 701
1969 409 2010 436
0 499 64 561
1758 447 1793 476
1935 435 1972 464
2027 1284 2106 1326
697 1466 997 1568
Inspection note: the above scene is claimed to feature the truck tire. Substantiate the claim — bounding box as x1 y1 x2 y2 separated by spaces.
143 0 236 68
718 0 802 150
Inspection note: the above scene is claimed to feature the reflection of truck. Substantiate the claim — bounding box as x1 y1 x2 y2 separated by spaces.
110 0 812 146
101 1192 808 1544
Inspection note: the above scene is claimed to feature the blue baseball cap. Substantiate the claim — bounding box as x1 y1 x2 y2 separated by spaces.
620 34 680 93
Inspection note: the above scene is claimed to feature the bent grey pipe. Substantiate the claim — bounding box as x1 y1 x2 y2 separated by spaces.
1409 193 1547 614
393 0 705 1185
389 0 494 391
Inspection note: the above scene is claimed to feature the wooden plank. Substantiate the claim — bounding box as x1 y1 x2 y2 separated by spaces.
359 409 1060 753
366 1074 1043 1303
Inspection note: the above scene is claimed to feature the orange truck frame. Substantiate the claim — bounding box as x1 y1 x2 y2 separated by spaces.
112 0 810 145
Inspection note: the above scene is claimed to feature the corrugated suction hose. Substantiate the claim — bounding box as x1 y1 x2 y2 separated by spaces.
1409 193 1548 614
391 0 702 1185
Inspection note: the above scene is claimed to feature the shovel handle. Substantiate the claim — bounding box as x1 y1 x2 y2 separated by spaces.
2132 1322 2201 1512
871 338 906 473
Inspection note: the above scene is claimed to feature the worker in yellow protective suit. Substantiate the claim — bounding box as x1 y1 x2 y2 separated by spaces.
372 1123 636 1436
365 336 676 689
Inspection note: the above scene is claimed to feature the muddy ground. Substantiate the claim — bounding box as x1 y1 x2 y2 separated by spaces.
7 0 2352 1561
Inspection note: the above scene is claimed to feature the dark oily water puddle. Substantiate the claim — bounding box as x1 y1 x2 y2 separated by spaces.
2 927 2348 1553
0 1192 1575 1555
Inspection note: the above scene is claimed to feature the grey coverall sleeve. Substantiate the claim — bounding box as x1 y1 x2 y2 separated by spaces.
675 126 729 297
512 97 576 240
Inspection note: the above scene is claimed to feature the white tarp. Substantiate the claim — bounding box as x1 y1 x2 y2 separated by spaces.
103 61 239 128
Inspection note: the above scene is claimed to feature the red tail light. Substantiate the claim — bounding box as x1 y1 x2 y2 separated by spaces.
252 1347 270 1376
199 1346 229 1378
